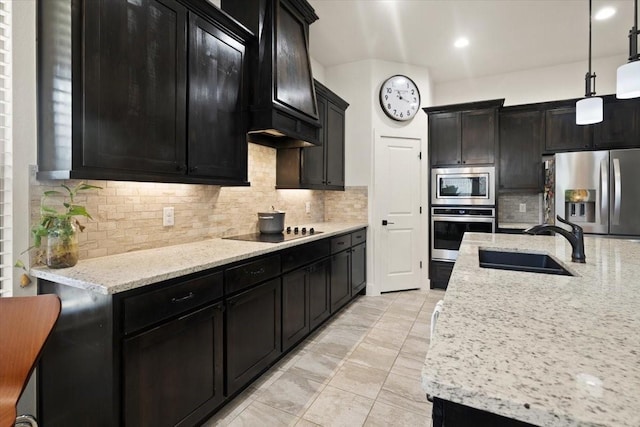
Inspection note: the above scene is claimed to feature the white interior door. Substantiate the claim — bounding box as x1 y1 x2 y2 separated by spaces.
374 133 422 293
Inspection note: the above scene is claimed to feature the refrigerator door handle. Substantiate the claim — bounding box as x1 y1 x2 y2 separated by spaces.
600 158 608 225
612 158 621 225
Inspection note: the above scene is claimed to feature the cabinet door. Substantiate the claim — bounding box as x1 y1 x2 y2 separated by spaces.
83 0 187 174
593 99 640 149
350 243 366 295
499 110 544 191
461 109 496 165
429 112 461 166
330 250 351 312
226 279 282 395
325 102 346 187
123 303 224 427
309 258 331 330
188 13 248 181
282 268 310 351
545 106 591 152
301 95 327 186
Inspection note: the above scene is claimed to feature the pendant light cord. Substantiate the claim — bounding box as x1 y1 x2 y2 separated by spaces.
585 0 596 97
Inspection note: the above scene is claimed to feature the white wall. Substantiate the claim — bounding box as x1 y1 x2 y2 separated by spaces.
435 54 625 106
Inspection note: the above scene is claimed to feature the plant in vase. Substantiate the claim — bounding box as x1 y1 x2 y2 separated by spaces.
15 182 102 277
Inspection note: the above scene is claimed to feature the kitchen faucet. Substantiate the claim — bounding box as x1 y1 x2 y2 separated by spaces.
524 215 586 263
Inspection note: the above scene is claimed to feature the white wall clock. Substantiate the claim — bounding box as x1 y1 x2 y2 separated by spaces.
379 74 421 121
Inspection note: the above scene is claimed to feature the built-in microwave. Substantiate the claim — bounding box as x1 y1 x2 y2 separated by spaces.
431 166 495 206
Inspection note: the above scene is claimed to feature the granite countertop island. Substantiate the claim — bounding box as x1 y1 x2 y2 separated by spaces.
422 232 640 427
30 222 367 295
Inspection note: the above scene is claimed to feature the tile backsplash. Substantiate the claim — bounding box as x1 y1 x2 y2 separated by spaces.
498 193 543 224
30 144 367 261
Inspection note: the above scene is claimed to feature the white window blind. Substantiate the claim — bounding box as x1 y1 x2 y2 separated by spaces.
0 0 12 297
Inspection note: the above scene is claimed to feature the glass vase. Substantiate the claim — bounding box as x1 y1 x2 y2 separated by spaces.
46 218 79 268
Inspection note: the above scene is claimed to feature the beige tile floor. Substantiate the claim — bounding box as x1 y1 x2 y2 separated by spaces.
204 288 445 427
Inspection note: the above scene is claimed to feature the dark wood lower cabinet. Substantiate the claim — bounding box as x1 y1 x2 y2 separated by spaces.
350 243 366 295
309 258 331 330
38 229 367 427
282 268 310 351
226 278 282 395
432 398 536 427
430 260 454 290
330 250 351 312
124 303 224 427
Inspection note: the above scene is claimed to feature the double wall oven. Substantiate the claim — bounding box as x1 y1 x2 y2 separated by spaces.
431 166 496 264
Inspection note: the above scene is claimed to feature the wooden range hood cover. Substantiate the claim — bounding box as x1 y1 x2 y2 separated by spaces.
222 0 321 148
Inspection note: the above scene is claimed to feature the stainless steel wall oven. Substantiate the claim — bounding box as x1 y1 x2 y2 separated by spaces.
431 207 496 262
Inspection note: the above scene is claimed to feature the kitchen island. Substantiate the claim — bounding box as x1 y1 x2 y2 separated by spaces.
422 232 640 427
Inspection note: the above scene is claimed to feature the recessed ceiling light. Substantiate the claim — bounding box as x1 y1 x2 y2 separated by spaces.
454 37 469 48
595 6 615 20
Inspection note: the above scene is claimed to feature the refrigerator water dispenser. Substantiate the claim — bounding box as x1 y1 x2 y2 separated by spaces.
565 189 596 223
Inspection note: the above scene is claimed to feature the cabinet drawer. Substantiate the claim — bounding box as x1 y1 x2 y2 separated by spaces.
351 229 366 245
282 240 330 272
123 271 223 334
225 255 281 295
331 234 351 254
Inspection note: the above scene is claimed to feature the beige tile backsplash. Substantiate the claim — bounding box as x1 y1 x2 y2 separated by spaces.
31 143 367 261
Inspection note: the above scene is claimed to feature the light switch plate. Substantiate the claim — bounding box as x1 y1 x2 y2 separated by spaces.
305 201 311 214
163 207 175 226
519 203 527 213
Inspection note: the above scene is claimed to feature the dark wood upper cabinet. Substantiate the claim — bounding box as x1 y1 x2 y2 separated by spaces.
302 80 349 189
38 0 251 185
187 13 248 182
499 108 544 191
544 105 592 152
221 0 321 147
593 96 640 149
424 99 503 167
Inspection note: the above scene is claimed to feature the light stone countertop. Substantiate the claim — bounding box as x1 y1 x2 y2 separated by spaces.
422 232 640 427
30 222 367 295
498 222 536 230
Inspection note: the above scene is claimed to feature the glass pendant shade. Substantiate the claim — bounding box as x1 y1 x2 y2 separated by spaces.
576 96 603 125
616 60 640 99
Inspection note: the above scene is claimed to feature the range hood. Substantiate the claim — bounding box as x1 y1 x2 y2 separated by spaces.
221 0 321 148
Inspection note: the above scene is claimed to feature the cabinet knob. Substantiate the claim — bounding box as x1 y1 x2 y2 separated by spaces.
457 160 461 164
175 164 186 172
189 166 198 173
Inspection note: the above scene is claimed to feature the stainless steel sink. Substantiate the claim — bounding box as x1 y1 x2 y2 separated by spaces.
478 249 574 276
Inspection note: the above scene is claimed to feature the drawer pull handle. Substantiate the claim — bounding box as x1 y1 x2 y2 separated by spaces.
337 242 345 245
250 267 265 276
171 292 195 303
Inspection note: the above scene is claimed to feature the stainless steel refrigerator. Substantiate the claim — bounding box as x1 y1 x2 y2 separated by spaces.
555 149 640 236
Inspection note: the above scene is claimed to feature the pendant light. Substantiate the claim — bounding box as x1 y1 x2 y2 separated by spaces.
617 0 640 98
576 0 603 125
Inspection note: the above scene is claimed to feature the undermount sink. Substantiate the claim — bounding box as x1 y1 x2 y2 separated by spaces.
478 249 574 276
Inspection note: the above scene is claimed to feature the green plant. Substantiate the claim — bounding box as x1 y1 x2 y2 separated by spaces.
31 182 102 247
14 182 101 279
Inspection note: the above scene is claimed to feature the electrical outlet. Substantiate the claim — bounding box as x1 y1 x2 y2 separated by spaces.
519 203 527 213
163 207 175 226
305 201 311 214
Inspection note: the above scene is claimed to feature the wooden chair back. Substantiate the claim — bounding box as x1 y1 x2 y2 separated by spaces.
0 295 61 427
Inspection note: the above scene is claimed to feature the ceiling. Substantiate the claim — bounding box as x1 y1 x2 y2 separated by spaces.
307 0 634 83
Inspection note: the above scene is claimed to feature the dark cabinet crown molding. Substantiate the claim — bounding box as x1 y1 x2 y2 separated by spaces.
423 98 505 115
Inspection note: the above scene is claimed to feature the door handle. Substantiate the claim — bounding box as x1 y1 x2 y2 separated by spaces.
613 158 621 225
382 220 395 226
600 158 608 225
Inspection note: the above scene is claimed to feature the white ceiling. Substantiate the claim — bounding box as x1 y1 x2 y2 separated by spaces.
308 0 634 83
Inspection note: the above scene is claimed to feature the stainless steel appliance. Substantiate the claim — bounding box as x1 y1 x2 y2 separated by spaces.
431 166 495 206
431 207 496 261
555 149 640 236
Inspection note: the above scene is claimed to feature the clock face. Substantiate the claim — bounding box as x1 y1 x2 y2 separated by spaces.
379 75 421 121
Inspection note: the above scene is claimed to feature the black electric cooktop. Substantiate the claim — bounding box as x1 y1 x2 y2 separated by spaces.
223 228 322 243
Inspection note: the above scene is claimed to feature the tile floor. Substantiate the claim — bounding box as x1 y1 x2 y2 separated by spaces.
204 288 445 426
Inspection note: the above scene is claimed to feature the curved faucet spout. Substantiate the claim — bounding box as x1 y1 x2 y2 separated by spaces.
523 216 586 263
